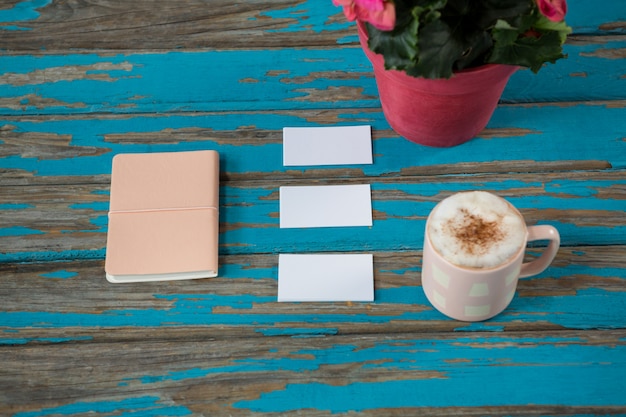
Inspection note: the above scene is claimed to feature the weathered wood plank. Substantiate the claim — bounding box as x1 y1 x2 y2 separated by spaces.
1 38 625 115
1 170 625 261
1 245 625 339
1 102 625 184
0 0 623 52
0 0 348 51
2 330 625 415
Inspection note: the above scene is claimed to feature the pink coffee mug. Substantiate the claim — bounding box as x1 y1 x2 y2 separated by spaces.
421 192 560 321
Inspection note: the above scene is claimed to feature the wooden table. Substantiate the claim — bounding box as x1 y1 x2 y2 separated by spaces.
1 1 625 415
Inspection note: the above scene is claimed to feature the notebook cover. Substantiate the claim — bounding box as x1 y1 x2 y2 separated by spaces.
105 150 219 282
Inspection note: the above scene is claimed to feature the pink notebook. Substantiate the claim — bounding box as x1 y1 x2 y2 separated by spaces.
105 150 219 283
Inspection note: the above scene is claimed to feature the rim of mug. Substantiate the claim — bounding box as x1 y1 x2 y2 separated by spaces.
425 191 528 273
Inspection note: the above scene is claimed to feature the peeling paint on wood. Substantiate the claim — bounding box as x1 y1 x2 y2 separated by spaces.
1 0 625 415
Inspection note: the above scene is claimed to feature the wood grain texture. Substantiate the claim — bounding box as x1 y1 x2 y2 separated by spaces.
1 170 625 261
1 0 625 415
0 0 624 51
2 330 626 415
1 40 625 116
1 103 625 259
0 104 624 195
1 245 625 341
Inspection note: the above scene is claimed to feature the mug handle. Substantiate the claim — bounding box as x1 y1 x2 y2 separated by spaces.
519 225 561 278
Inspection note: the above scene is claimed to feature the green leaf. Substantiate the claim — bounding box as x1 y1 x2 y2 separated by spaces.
533 13 573 43
367 19 419 71
490 29 565 72
477 0 532 28
408 19 465 79
453 31 493 71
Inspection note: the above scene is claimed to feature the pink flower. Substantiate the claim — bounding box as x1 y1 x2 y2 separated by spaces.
333 0 396 31
353 0 384 11
536 0 567 22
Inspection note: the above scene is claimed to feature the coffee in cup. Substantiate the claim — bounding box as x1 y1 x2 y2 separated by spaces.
422 191 560 321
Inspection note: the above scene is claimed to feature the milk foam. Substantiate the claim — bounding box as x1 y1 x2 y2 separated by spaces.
427 191 526 269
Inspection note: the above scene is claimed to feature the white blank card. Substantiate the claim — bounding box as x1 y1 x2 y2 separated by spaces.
278 253 374 302
279 184 372 228
283 125 372 166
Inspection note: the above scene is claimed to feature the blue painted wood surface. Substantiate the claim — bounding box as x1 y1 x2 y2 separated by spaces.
1 39 625 114
1 0 625 415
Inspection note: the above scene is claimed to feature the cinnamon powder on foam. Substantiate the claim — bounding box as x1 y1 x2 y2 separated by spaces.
428 192 525 269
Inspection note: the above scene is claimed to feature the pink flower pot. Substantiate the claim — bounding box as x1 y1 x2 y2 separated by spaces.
357 21 518 147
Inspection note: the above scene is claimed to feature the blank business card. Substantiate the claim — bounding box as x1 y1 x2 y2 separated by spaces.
279 184 372 228
278 253 374 302
283 125 372 166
